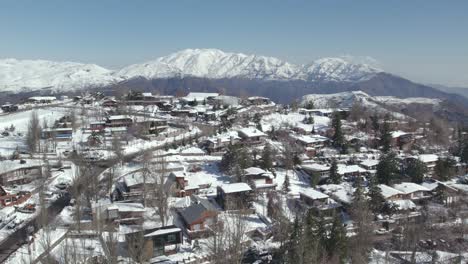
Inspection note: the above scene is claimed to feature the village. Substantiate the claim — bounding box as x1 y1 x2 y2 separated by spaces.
0 90 467 264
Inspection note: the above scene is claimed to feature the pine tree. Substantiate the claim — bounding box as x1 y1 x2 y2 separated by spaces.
368 177 385 213
405 159 427 183
329 159 341 184
376 152 399 185
261 143 273 171
379 120 392 153
434 157 456 181
331 112 344 149
282 173 291 193
326 214 348 262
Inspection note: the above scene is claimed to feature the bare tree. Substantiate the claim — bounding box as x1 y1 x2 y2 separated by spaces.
149 151 170 226
26 111 41 153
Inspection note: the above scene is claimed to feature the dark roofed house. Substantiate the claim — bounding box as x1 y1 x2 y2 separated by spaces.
178 198 219 239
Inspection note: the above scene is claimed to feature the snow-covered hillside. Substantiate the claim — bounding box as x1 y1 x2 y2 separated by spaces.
0 59 120 93
0 49 382 93
301 91 441 109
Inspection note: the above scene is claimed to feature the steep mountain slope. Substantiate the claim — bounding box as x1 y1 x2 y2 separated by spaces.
0 59 120 93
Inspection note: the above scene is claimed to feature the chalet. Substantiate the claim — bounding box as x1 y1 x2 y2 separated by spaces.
104 127 128 136
105 202 146 225
359 159 379 171
412 154 438 176
203 133 240 153
237 127 267 144
0 160 42 186
243 167 276 190
319 184 354 207
26 96 57 104
299 189 340 216
41 127 73 140
178 198 219 238
102 99 118 107
217 183 252 210
392 182 431 202
337 164 367 179
106 115 133 127
422 181 462 205
125 226 183 261
378 184 416 211
391 130 413 148
90 121 106 131
0 186 32 207
247 96 272 105
292 134 329 156
181 93 219 105
1 104 18 112
134 117 169 134
300 163 330 183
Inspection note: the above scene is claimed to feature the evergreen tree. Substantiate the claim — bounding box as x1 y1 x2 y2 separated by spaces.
405 159 427 183
379 120 392 153
282 173 291 193
261 143 273 171
368 177 385 213
460 143 468 163
434 157 457 181
331 112 344 149
326 214 348 262
376 152 399 185
305 100 315 110
329 159 341 184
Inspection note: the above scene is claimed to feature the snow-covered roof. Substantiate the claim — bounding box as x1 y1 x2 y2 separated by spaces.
300 188 329 200
291 134 329 144
319 183 354 204
416 154 438 163
391 130 410 138
337 164 367 175
378 184 404 199
107 115 132 120
392 182 430 194
28 96 57 101
301 163 330 172
220 182 252 194
144 227 181 237
184 92 219 101
244 167 267 176
0 159 42 175
238 127 266 138
360 159 379 168
142 92 152 97
108 202 146 213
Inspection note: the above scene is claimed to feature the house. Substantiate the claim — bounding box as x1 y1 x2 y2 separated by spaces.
104 127 128 136
102 99 118 107
291 134 330 156
26 96 57 104
178 198 219 238
217 183 252 210
202 132 240 153
165 171 200 197
299 189 340 216
125 226 183 261
106 115 133 127
422 181 462 205
105 202 146 225
246 96 272 105
319 183 354 207
1 104 18 112
90 121 106 131
378 184 416 211
0 160 42 186
359 159 379 170
412 154 438 176
181 93 219 105
243 167 276 190
337 164 367 179
0 186 32 207
41 127 73 140
237 127 267 144
300 163 330 183
392 182 431 201
391 130 413 148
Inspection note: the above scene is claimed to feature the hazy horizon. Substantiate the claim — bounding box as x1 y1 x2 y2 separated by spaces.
1 0 467 87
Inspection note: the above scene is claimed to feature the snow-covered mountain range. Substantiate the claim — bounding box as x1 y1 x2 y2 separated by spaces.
0 49 382 93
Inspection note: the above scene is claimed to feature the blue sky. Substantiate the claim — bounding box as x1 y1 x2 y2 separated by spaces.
0 0 467 86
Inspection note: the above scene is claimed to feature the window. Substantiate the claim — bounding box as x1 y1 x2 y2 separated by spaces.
167 234 176 243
